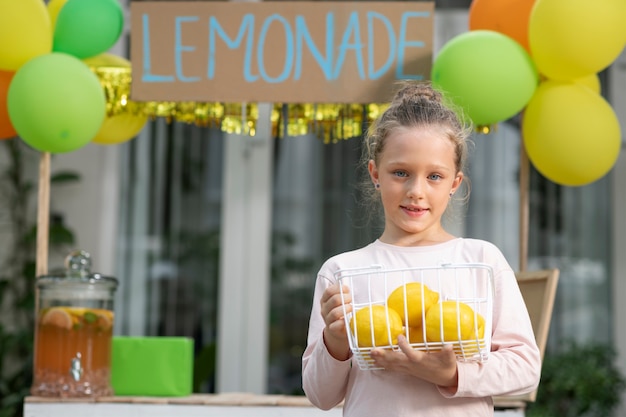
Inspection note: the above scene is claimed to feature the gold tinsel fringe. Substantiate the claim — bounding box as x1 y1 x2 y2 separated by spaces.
90 64 388 141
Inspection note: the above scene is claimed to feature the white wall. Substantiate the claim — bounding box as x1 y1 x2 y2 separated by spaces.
47 144 121 275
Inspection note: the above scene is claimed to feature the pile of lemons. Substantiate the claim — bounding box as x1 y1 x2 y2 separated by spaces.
349 283 485 351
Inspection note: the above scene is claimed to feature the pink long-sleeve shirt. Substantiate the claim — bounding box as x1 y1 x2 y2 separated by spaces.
302 238 541 417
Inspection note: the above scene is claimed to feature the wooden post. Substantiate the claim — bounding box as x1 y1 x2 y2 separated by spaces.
32 151 51 382
519 142 529 272
35 152 51 295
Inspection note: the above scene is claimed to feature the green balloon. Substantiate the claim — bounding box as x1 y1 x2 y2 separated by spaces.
7 52 105 153
53 0 124 59
431 30 539 127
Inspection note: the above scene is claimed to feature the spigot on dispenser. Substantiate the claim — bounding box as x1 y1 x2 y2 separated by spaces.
70 352 83 382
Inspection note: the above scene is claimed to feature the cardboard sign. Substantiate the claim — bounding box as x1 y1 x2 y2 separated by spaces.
130 2 434 103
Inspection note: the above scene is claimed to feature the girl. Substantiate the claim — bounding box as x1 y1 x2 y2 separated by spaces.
302 82 541 416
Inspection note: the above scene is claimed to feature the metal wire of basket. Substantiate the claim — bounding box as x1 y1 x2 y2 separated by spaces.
335 263 494 371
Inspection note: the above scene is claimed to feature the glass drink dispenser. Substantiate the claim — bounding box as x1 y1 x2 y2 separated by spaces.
31 251 118 397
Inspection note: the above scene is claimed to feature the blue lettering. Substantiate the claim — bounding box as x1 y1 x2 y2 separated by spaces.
367 12 395 80
397 12 429 80
141 14 174 82
333 12 365 80
175 16 200 82
257 14 294 83
143 8 430 88
209 14 257 81
295 13 333 80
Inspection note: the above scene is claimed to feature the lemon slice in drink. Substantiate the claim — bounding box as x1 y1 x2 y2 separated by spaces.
41 307 72 330
97 310 114 330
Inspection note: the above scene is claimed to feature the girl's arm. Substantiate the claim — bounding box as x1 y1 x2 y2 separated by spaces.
302 276 353 410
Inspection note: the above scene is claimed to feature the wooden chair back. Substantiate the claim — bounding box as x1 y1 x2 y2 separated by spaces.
493 268 560 408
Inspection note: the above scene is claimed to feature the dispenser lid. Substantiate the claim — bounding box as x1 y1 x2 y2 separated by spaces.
37 250 118 290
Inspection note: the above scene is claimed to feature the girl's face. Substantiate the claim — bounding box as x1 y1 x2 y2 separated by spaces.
368 125 463 246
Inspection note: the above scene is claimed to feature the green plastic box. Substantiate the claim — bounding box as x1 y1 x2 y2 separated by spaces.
111 336 194 396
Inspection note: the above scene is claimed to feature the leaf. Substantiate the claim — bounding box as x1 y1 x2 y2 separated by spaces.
0 279 8 300
193 343 216 391
49 223 75 246
83 312 98 324
22 223 76 247
50 171 81 184
21 181 34 195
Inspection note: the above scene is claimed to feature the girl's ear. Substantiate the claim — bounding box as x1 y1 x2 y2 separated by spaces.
451 172 464 194
368 160 378 184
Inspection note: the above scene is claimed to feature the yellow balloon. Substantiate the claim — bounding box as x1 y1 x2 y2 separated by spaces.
522 81 621 186
529 0 626 80
574 74 601 94
83 53 133 69
0 0 52 70
83 53 148 145
92 113 148 145
47 0 68 31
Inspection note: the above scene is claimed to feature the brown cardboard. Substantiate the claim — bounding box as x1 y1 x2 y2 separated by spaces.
130 1 434 103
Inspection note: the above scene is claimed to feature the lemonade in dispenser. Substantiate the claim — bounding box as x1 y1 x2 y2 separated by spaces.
31 250 118 397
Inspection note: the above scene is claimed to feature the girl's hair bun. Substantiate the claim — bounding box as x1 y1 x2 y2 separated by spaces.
391 81 443 106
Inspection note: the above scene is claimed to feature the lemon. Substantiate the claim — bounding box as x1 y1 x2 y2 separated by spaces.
425 301 483 342
387 282 439 328
407 326 426 344
476 313 486 339
96 310 114 330
41 307 73 330
349 305 403 348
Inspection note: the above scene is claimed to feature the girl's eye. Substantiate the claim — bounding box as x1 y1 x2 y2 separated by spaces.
428 174 442 181
393 170 408 178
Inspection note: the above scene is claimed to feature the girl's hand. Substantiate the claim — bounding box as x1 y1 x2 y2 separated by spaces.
320 283 352 361
370 335 459 388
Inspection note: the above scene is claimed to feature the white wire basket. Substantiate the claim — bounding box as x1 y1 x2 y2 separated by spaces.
335 263 494 371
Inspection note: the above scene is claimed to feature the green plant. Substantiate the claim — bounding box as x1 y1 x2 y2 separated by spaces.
527 341 626 417
0 139 79 417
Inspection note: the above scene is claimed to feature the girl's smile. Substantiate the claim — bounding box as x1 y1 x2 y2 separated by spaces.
400 204 428 216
